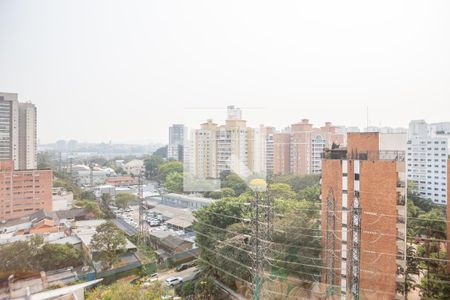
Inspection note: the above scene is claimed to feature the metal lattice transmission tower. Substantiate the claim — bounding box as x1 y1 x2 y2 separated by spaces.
349 191 361 300
250 183 274 300
325 188 338 297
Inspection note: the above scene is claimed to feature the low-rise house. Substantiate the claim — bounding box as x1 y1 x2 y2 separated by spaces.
122 159 144 176
159 235 193 256
73 220 137 261
159 193 214 209
0 210 58 235
0 268 79 299
93 184 116 198
71 165 115 186
105 176 137 187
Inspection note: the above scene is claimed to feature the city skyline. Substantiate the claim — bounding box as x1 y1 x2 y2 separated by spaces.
1 1 450 144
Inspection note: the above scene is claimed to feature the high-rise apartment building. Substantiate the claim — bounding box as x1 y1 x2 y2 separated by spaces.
273 132 290 175
252 125 275 176
18 102 37 169
407 120 449 205
273 120 344 175
216 106 254 177
0 93 19 168
321 132 407 299
186 106 257 180
0 92 37 170
0 160 52 221
168 124 186 161
186 119 218 179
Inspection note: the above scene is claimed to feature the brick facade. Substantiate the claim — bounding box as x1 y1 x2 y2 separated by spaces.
0 160 52 221
321 133 406 299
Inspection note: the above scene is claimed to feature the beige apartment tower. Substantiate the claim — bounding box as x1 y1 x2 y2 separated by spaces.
0 92 37 170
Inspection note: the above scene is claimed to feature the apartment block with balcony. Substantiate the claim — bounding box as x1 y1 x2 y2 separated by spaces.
321 132 407 300
273 120 344 175
0 92 37 170
407 120 449 205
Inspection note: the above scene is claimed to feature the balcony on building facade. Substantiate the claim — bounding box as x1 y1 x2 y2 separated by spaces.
396 193 406 206
322 149 405 161
396 231 405 242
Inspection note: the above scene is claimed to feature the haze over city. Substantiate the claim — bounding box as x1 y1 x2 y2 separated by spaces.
1 0 450 144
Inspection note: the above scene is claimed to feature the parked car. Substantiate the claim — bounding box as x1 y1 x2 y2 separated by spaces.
147 273 158 281
165 277 183 286
148 219 160 226
176 262 194 272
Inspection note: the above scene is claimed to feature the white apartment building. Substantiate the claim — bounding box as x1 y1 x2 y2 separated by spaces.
0 92 37 170
407 120 449 204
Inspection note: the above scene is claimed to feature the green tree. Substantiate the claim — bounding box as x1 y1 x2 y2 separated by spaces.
37 152 55 169
271 174 320 194
157 161 183 182
0 235 43 273
403 245 420 297
165 172 184 193
80 190 96 201
74 200 102 218
87 281 147 300
153 146 168 158
101 193 112 207
298 184 321 202
221 173 249 196
115 193 137 209
0 236 83 274
36 243 83 270
91 221 127 270
269 183 297 200
144 154 164 179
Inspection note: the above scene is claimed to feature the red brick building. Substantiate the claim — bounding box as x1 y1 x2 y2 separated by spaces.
0 160 52 221
273 120 344 175
105 175 137 187
273 132 290 175
321 132 407 299
447 160 450 274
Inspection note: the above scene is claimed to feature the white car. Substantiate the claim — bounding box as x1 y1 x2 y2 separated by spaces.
165 277 183 286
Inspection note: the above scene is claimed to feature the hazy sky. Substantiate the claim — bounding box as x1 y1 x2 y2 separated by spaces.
1 0 449 144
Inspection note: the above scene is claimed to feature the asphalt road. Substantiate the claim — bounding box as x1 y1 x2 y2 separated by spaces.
158 267 200 284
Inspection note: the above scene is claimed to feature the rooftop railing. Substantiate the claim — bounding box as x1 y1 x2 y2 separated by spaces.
322 150 405 161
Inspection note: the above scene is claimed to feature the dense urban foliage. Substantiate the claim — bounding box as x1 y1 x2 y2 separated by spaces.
86 281 164 300
91 221 127 270
193 173 322 296
406 184 449 299
0 236 83 277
